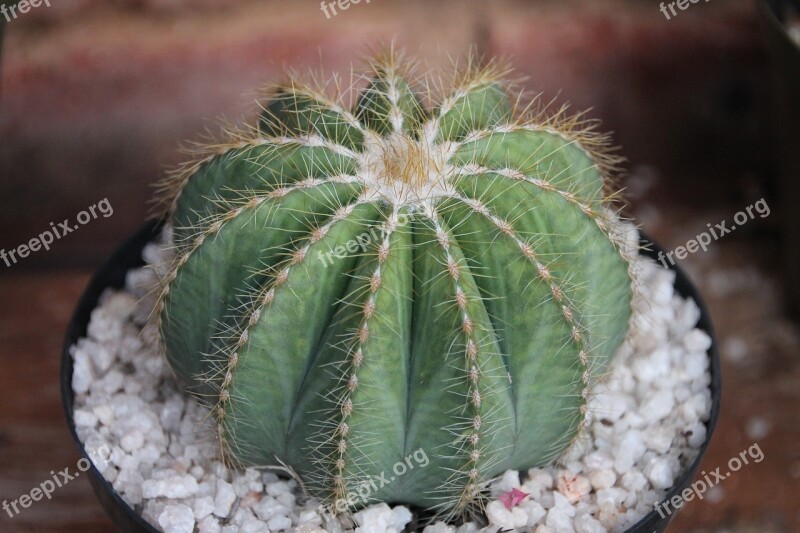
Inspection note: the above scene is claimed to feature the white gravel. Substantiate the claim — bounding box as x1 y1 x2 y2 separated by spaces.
71 225 713 532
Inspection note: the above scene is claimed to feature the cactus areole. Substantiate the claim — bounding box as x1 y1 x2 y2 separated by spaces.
156 51 634 517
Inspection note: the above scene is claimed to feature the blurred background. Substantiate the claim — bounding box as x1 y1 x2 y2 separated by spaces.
1 0 799 531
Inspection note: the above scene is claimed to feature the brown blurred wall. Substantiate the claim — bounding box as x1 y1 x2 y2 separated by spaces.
0 0 772 269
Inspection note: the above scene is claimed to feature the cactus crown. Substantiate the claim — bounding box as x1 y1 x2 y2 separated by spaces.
154 49 634 520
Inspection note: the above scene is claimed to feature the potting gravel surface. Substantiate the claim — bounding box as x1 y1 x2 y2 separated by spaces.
70 224 712 533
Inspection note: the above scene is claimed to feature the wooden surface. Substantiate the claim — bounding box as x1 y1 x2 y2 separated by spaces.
1 190 799 532
0 271 114 532
1 2 797 531
0 0 770 270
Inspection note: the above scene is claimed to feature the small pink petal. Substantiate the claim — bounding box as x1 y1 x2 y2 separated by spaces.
499 488 529 509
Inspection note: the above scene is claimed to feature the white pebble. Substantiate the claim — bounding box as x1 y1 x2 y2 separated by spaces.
595 487 624 507
192 496 215 521
74 409 98 428
252 497 287 522
525 468 554 492
631 348 669 383
582 451 613 471
683 329 712 352
640 389 675 422
492 469 521 494
597 501 619 529
267 515 292 531
142 475 199 499
574 512 605 533
423 522 455 533
556 472 590 503
388 506 413 531
198 516 222 533
588 469 616 490
614 431 646 473
682 351 708 380
644 426 674 454
265 480 291 497
644 457 674 489
589 391 628 422
353 503 412 533
545 505 576 532
158 504 194 533
71 347 94 394
296 526 326 533
621 470 647 493
485 500 528 530
521 500 546 526
121 431 145 453
685 422 707 448
213 480 237 518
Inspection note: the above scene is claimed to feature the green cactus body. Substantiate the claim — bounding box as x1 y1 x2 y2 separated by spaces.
156 52 633 516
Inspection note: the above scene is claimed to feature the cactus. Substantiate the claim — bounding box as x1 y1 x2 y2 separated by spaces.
154 50 634 518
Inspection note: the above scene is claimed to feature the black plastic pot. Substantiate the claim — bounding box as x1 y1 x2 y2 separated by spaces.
62 222 721 533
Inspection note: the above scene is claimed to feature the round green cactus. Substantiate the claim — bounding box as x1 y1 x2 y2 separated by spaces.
155 50 633 517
